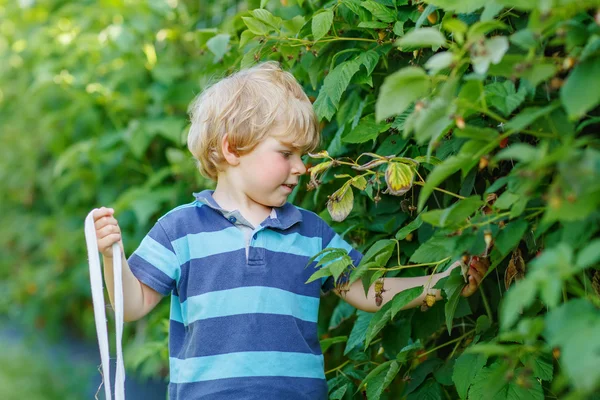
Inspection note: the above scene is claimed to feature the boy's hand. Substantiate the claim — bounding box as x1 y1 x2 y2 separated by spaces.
93 207 123 258
460 256 489 297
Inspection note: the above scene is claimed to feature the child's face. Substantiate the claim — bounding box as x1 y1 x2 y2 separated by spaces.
236 135 307 207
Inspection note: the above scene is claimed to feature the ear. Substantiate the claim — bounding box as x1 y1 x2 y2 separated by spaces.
220 134 240 166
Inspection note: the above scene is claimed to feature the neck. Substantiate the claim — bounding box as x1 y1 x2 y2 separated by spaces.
212 172 272 226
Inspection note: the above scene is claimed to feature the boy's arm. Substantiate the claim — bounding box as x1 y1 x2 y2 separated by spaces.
103 252 163 322
334 259 487 313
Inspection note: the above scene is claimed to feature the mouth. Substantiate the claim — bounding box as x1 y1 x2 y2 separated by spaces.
282 183 297 191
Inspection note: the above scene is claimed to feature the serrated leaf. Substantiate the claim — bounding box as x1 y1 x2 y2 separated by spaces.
504 102 560 132
395 211 425 240
376 67 431 122
421 196 483 228
391 286 423 318
343 114 391 143
423 0 487 13
320 335 348 353
396 27 447 50
418 155 472 211
252 9 282 29
410 235 456 263
305 265 332 284
314 51 379 121
500 278 537 330
312 9 333 41
365 301 393 347
329 300 356 330
485 81 526 117
241 16 270 35
444 268 465 334
361 0 397 23
344 310 374 355
452 353 487 399
494 219 528 256
385 162 414 195
351 175 368 190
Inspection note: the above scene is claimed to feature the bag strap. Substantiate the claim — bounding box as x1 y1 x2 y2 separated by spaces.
85 209 126 400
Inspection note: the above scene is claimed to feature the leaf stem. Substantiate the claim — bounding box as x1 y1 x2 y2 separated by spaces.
413 181 465 199
479 285 493 323
325 359 351 375
419 329 475 358
368 257 451 271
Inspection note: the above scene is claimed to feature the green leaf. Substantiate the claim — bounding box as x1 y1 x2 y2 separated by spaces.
544 299 600 392
560 56 600 119
444 267 465 334
521 63 557 87
469 362 544 400
329 383 350 400
305 265 332 284
241 16 271 35
239 29 255 48
576 238 600 269
312 9 333 42
206 34 230 62
504 102 560 132
391 286 423 318
423 0 487 13
396 28 447 50
365 301 393 347
484 81 526 117
329 300 356 330
357 21 389 29
453 125 498 141
424 52 455 74
361 0 397 23
342 114 391 143
494 219 528 256
495 143 539 163
418 155 472 211
345 311 374 354
467 20 509 39
376 67 431 122
520 353 554 381
452 353 487 399
314 51 379 121
421 196 483 228
251 9 282 30
500 278 537 330
410 235 456 263
396 211 425 240
320 335 347 353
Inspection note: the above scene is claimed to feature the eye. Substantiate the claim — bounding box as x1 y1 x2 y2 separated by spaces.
280 151 292 159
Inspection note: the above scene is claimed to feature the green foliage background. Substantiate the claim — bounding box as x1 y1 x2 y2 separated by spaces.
2 0 600 399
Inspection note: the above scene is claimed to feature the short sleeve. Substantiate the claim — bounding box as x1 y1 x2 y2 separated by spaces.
319 220 363 295
127 220 180 296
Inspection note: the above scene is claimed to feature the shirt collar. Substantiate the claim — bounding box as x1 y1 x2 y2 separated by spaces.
192 190 302 230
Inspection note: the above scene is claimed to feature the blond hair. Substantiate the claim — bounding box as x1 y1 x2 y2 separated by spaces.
187 61 320 180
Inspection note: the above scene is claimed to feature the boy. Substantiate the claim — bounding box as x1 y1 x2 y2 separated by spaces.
93 62 486 399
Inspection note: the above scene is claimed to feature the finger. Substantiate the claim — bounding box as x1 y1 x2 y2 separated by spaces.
469 269 482 284
95 216 118 231
462 276 477 297
98 223 121 239
99 233 122 254
471 261 487 277
93 207 114 221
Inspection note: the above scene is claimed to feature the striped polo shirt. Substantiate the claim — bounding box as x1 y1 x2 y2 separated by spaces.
127 190 362 399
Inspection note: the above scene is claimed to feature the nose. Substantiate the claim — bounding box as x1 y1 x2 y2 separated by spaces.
292 155 306 175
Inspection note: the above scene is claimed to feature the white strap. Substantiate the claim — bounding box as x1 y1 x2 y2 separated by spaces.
85 209 126 400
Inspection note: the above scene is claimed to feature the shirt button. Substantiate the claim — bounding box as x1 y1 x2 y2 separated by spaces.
228 216 236 223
